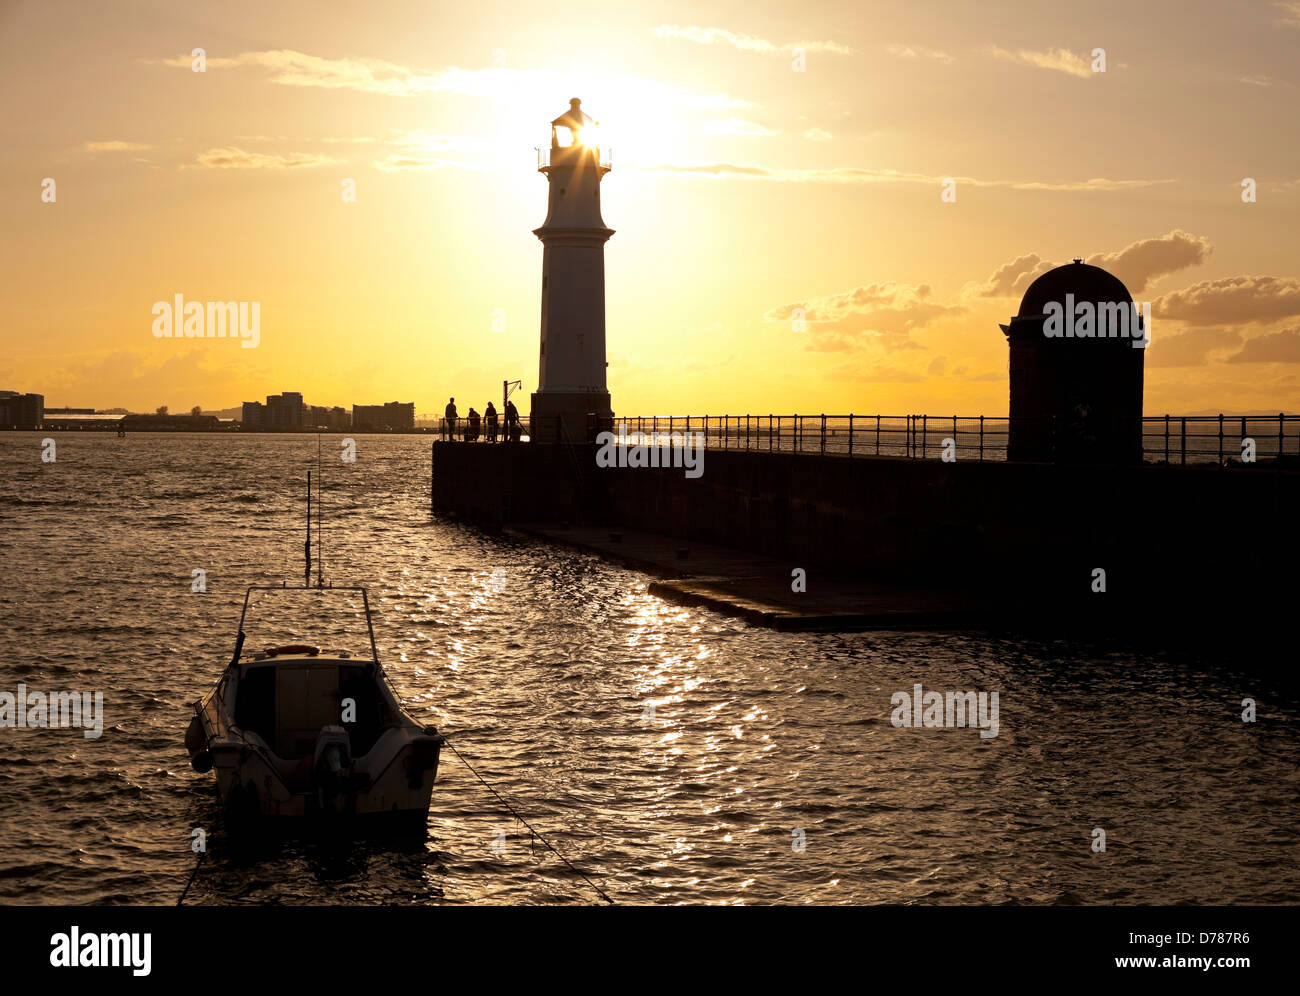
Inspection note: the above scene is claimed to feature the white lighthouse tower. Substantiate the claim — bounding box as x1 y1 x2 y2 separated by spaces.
530 98 614 443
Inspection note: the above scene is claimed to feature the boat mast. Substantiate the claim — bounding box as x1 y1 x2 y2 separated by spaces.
305 470 312 587
316 430 324 588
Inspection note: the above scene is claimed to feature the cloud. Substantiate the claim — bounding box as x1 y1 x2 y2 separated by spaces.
367 131 485 169
966 253 1055 298
1240 74 1276 87
989 46 1094 78
1225 328 1300 363
161 49 443 96
84 140 150 151
765 282 964 352
1084 229 1212 293
969 230 1212 299
385 130 469 150
234 135 377 143
157 50 752 110
1154 276 1300 326
885 43 954 64
650 25 852 55
189 147 341 169
641 162 1169 191
372 154 476 172
803 128 833 141
1145 328 1243 367
701 118 778 136
1277 2 1300 27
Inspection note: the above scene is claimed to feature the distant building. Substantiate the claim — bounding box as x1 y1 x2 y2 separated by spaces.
243 396 349 431
0 391 44 429
265 391 306 430
121 412 223 431
42 411 132 430
352 401 415 431
308 405 351 431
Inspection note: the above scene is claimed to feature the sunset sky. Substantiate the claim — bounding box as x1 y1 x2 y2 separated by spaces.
3 0 1300 416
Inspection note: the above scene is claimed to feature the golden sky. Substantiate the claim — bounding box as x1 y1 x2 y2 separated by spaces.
3 0 1300 416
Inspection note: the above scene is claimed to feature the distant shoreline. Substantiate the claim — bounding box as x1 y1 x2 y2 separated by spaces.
0 426 443 434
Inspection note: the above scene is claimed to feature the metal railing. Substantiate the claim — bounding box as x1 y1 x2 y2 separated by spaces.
603 413 1300 465
432 416 531 443
431 412 1300 465
535 146 612 170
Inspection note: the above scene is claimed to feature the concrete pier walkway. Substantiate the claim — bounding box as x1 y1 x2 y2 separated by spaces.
508 524 997 631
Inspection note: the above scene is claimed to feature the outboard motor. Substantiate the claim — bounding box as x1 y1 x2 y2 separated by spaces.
312 725 353 815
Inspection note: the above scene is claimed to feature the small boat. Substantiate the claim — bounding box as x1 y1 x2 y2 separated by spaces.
185 467 443 832
185 587 443 832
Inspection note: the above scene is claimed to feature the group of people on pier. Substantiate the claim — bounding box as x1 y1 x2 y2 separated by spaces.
442 397 522 442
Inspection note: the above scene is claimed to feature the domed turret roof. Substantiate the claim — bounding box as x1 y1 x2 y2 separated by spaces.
1017 260 1133 318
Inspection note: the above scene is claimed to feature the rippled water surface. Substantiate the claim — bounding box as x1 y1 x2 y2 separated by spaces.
1 432 1297 905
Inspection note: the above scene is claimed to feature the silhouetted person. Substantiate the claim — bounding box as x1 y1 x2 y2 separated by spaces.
466 407 480 441
504 399 521 443
484 402 499 442
444 397 457 441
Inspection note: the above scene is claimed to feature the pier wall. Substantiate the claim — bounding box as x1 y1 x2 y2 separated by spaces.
432 442 1300 601
431 441 596 523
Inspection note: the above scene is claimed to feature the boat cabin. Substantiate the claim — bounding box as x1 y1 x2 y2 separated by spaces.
232 656 399 760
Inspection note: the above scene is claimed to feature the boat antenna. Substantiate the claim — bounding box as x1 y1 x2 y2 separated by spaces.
316 429 324 588
305 470 312 587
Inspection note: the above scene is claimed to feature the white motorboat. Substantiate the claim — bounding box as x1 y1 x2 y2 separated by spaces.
185 467 442 833
186 585 443 832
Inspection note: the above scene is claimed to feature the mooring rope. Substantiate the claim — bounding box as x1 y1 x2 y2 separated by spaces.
177 849 205 906
444 739 615 905
175 746 614 906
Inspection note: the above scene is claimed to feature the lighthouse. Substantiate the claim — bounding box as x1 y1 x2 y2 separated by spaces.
530 98 614 444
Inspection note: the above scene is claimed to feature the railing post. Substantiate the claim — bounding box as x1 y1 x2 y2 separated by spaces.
769 414 774 452
1180 418 1186 465
1279 412 1285 459
922 415 928 459
1164 414 1170 463
794 413 799 453
979 415 985 462
820 413 826 455
876 415 881 456
848 414 854 458
1218 413 1224 463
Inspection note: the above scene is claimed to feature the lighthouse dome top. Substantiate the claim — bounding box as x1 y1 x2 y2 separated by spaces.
551 98 596 131
1017 259 1132 319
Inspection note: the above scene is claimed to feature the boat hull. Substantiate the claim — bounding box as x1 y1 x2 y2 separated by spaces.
208 733 441 821
186 653 442 833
